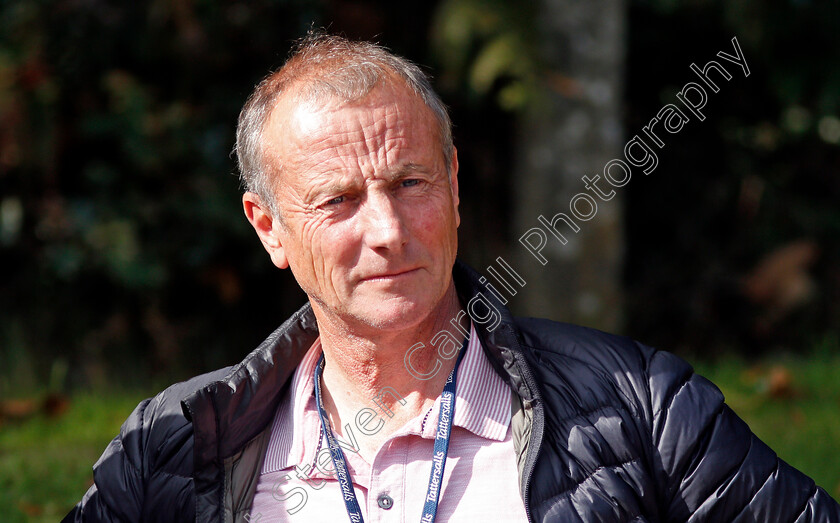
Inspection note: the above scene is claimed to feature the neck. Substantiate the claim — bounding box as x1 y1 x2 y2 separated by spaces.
312 284 468 454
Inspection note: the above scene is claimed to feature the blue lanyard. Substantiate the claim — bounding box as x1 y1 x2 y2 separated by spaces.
313 339 468 523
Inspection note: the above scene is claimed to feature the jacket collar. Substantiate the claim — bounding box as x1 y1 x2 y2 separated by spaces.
453 260 539 404
182 303 319 475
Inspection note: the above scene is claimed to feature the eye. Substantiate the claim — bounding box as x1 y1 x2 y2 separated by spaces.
401 179 421 188
325 195 345 205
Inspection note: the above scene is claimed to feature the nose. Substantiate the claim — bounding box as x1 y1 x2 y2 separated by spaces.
359 191 408 252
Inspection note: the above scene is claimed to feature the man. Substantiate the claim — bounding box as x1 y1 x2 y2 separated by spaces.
64 34 840 523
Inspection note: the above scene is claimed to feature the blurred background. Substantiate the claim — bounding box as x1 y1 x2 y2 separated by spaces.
1 0 838 520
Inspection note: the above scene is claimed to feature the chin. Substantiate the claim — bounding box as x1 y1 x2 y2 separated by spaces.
350 296 434 331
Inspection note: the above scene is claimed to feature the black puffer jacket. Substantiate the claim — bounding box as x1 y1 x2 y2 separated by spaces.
64 261 840 522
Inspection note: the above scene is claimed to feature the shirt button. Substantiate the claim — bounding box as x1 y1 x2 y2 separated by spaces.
377 493 394 510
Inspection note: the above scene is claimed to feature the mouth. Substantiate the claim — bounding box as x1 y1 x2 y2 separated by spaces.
359 268 420 283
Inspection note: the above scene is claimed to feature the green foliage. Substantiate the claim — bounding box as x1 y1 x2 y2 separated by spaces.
430 0 539 110
0 0 316 389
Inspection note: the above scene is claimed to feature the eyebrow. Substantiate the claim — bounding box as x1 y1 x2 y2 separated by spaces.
307 163 430 203
387 163 426 181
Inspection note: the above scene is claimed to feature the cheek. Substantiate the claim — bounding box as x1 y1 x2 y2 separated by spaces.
411 196 458 250
289 218 344 281
310 223 361 283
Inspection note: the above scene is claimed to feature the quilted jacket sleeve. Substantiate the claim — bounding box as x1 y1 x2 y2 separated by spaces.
647 349 840 522
61 378 199 523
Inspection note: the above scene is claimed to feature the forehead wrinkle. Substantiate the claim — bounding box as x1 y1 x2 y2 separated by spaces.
368 102 401 169
308 110 405 185
306 107 378 158
278 126 361 201
317 90 407 167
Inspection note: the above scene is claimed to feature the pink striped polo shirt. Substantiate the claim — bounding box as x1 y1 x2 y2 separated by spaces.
248 323 529 522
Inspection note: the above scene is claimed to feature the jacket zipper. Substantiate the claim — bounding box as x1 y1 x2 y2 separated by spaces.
506 324 544 523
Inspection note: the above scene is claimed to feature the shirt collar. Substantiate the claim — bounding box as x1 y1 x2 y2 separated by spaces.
429 322 511 441
261 322 512 475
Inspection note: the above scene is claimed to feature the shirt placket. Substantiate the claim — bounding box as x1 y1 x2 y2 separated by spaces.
365 440 409 523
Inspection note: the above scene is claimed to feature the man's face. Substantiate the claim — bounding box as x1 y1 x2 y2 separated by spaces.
251 79 460 333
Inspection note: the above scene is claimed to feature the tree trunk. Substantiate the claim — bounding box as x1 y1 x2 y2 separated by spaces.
512 0 625 331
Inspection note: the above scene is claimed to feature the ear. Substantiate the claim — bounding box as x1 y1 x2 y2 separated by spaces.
242 192 289 269
449 147 460 228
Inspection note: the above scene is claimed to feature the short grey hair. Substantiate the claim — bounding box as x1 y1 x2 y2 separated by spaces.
235 32 454 216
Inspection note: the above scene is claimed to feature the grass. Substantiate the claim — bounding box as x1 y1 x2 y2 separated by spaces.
1 349 838 520
0 390 151 523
